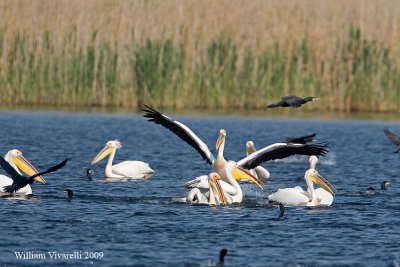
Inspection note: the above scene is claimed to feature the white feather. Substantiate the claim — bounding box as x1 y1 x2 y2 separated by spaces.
315 188 334 206
268 188 310 206
112 161 155 179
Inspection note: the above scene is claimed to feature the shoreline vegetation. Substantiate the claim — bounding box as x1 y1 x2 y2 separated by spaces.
1 1 400 113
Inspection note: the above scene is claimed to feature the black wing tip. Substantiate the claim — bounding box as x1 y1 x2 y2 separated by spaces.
307 142 330 157
142 105 164 121
142 104 159 115
3 185 16 194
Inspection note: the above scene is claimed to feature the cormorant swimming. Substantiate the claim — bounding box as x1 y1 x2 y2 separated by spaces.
86 168 94 181
64 189 73 200
219 249 228 265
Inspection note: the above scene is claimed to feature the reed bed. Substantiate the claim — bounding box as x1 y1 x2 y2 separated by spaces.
1 0 400 112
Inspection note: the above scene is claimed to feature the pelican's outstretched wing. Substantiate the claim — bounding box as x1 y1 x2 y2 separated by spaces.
143 105 215 165
384 128 400 146
237 142 329 170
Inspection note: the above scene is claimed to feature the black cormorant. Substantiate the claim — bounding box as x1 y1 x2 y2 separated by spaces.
64 189 73 200
267 95 319 108
0 157 68 193
286 133 317 144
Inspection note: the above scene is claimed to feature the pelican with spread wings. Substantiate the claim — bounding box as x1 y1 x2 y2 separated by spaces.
143 105 329 187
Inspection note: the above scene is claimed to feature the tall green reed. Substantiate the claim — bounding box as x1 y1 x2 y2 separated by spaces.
0 26 399 112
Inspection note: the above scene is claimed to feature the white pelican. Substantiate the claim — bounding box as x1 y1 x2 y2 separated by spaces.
246 141 270 180
0 149 45 195
91 140 155 180
268 156 336 206
307 155 334 205
220 161 264 204
143 105 329 185
186 172 227 205
184 161 264 204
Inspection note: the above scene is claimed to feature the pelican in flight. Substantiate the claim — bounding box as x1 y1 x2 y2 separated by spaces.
246 141 270 180
186 172 227 205
91 140 155 180
268 156 336 206
143 105 329 185
0 150 45 195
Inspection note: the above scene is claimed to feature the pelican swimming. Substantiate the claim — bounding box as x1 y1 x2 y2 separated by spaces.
0 149 45 195
186 172 227 205
185 161 264 204
143 105 329 186
0 157 67 194
268 156 336 206
91 140 155 180
246 141 270 180
219 161 264 204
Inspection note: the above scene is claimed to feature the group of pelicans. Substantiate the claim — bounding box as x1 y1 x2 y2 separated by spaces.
0 96 342 208
1 95 397 209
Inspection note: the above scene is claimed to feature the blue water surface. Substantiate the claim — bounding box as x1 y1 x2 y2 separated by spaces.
0 111 399 266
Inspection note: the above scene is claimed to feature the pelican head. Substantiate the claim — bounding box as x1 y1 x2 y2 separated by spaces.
91 140 122 164
209 172 227 205
228 161 264 189
306 169 336 195
246 141 256 155
216 129 226 150
5 149 46 184
309 155 318 169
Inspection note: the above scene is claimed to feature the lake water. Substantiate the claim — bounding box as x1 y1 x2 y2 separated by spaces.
0 111 399 266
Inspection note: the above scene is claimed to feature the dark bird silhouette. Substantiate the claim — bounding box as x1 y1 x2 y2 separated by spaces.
384 128 400 152
64 189 73 200
267 95 319 108
286 133 317 144
219 249 228 266
367 181 391 192
86 168 94 181
0 157 68 194
277 203 285 218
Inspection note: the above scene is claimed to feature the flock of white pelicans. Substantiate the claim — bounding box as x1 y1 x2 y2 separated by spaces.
0 106 337 207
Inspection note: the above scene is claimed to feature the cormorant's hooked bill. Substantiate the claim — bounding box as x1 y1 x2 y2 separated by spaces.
267 95 319 108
